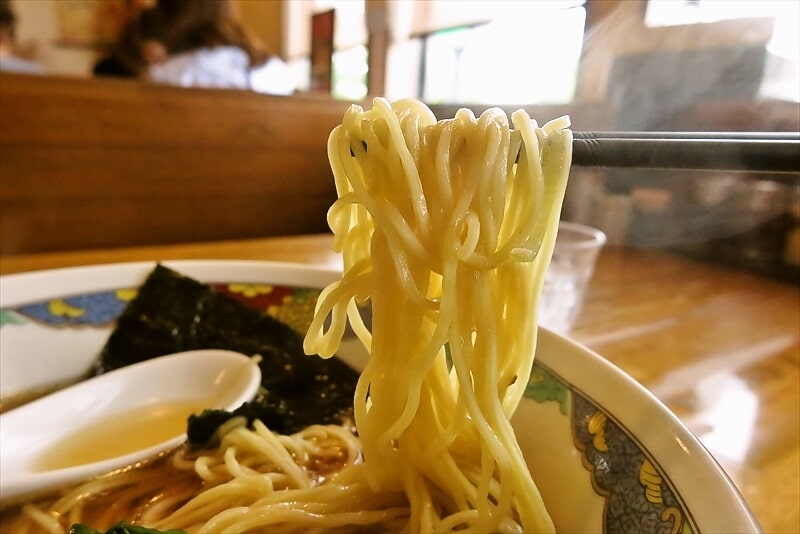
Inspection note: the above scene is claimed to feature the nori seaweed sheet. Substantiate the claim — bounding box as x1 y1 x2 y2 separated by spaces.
95 264 358 441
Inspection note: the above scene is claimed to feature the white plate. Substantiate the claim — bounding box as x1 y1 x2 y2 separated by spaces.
0 260 760 533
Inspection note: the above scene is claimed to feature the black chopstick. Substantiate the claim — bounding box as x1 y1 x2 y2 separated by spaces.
571 132 800 174
574 131 800 141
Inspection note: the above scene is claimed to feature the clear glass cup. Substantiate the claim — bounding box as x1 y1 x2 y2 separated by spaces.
539 221 607 335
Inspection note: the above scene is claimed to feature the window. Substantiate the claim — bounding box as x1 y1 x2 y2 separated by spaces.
645 0 799 102
645 0 791 26
418 2 586 105
331 44 368 101
284 0 367 99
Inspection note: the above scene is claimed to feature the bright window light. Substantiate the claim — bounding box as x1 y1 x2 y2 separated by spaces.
422 3 586 104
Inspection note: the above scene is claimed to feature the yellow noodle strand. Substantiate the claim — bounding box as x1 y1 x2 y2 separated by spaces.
305 98 572 533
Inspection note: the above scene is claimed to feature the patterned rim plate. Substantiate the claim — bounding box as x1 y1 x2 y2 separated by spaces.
0 260 760 533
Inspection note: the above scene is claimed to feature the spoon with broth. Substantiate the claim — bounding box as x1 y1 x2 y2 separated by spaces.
0 349 261 504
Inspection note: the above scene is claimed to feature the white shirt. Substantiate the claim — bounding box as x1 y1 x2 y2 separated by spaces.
0 55 46 74
148 46 295 96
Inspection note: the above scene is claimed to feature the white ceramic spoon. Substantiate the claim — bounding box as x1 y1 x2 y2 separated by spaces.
0 349 261 504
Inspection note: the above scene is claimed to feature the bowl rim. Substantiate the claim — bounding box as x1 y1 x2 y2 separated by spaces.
536 328 760 532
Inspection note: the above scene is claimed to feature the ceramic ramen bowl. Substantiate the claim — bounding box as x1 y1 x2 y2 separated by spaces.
0 260 760 533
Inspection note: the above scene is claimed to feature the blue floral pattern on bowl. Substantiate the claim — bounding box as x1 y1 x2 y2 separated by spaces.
11 289 137 326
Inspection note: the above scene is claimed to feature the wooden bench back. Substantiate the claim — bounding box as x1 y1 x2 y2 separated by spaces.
0 73 354 255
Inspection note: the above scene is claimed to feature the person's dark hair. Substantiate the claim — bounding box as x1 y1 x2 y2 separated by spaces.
94 6 164 77
0 0 17 43
155 0 270 67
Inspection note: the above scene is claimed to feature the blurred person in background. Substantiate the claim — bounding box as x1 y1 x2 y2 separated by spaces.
146 0 295 95
94 5 166 78
93 0 164 77
0 0 44 74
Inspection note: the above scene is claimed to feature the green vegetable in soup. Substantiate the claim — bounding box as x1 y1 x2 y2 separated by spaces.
69 521 186 534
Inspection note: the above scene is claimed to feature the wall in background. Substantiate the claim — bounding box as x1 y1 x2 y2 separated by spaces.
232 0 283 58
10 0 100 76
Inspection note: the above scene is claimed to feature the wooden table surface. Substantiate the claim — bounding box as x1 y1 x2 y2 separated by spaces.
1 234 798 533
